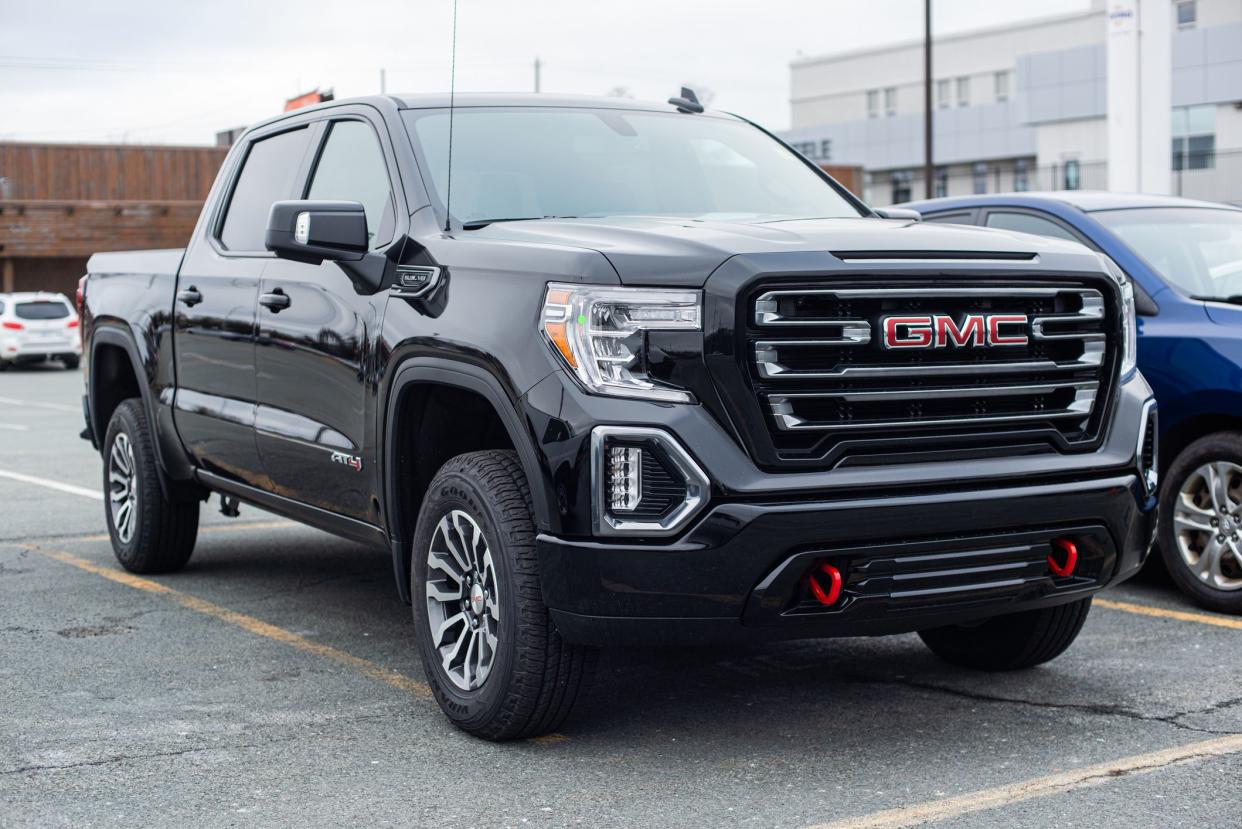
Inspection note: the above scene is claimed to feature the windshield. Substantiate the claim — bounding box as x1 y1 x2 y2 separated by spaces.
402 107 863 226
15 300 71 320
1093 207 1242 300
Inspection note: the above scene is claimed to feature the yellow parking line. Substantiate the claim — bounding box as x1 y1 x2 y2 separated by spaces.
23 544 432 700
1096 597 1242 631
805 734 1242 829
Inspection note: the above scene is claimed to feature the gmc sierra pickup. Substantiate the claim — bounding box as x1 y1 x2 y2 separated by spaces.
80 92 1158 740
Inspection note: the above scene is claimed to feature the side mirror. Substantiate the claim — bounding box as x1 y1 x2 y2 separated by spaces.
874 207 922 222
265 200 369 265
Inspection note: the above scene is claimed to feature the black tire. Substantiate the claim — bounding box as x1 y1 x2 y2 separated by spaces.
102 399 199 574
411 449 596 741
62 355 80 370
918 598 1092 671
1158 432 1242 614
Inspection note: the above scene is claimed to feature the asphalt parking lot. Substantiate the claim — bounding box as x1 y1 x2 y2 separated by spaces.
1 365 1240 828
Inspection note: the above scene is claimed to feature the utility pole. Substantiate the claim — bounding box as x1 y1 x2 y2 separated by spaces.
380 67 386 95
534 57 542 93
923 0 934 198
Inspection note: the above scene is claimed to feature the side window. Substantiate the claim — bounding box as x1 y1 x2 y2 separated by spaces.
922 211 974 226
985 211 1079 243
219 127 311 252
306 120 395 250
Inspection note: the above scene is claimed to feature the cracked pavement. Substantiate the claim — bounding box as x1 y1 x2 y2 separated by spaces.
1 367 1240 827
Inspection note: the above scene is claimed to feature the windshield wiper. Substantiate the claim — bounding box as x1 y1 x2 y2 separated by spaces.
461 215 578 230
1191 295 1242 305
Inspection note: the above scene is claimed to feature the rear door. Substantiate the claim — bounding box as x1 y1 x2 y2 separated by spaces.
173 124 314 486
254 112 400 521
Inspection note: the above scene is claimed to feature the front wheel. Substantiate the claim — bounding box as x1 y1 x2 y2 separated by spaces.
918 598 1092 670
103 399 199 573
412 450 596 741
1158 433 1242 614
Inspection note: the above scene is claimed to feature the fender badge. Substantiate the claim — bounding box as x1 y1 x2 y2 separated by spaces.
330 451 363 472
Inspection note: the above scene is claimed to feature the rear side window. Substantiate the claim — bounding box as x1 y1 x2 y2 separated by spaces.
306 120 395 249
922 211 974 226
219 127 311 252
985 211 1079 243
15 300 70 319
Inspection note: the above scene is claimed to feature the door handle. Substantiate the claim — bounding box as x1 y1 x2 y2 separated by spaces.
176 287 202 307
259 289 291 312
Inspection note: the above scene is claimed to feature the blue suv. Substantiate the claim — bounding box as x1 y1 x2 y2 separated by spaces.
904 192 1242 614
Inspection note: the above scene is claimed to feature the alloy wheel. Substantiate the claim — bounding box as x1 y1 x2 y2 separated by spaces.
1173 461 1242 591
108 432 138 544
424 509 500 691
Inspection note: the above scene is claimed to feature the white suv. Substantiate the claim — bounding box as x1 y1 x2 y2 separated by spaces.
0 292 82 370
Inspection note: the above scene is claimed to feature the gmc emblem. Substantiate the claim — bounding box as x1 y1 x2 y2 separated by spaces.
881 314 1029 349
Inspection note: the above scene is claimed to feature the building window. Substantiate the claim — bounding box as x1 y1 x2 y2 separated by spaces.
1063 159 1081 191
866 89 879 119
972 163 988 194
891 170 913 204
956 77 970 108
1172 104 1216 170
1013 159 1029 192
937 79 951 109
884 87 897 117
994 70 1010 103
1176 0 1196 29
934 167 948 198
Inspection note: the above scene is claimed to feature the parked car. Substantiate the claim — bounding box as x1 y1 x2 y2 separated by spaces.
903 192 1242 613
0 291 81 370
78 94 1156 740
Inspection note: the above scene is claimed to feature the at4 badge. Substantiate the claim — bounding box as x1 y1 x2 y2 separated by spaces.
330 451 363 472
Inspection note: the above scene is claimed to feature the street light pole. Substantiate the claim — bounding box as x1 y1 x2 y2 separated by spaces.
923 0 934 199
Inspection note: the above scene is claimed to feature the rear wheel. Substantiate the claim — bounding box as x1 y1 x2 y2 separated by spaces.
918 598 1092 670
412 450 596 740
62 354 80 370
1159 433 1242 614
103 399 199 573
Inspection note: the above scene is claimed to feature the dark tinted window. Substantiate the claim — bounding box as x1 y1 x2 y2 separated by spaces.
306 120 394 249
15 300 71 319
922 211 973 226
985 211 1079 243
220 127 311 251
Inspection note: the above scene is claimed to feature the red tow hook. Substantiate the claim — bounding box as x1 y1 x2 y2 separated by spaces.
809 562 843 606
1048 538 1078 578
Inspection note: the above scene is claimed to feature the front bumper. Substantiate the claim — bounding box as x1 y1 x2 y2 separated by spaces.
524 371 1157 646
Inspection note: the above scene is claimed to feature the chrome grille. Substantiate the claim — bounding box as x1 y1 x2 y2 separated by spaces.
745 280 1115 461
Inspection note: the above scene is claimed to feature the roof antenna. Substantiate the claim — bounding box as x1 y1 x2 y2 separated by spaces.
668 86 704 114
444 0 458 232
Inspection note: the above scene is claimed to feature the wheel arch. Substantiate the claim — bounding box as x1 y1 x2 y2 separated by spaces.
382 358 553 603
1160 412 1242 475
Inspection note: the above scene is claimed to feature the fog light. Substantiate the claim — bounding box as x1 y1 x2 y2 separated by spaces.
590 426 709 537
608 446 642 512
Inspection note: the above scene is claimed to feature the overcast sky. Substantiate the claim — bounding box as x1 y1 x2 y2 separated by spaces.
0 0 1088 145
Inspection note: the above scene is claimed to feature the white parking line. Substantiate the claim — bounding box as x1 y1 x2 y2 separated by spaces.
0 423 30 431
0 395 80 414
0 468 102 500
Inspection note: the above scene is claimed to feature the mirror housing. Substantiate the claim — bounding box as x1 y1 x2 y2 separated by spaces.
874 207 922 222
265 200 369 265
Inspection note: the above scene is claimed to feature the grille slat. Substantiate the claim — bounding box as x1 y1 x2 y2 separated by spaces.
744 280 1115 462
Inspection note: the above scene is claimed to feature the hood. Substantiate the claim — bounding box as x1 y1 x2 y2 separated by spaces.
462 215 1094 286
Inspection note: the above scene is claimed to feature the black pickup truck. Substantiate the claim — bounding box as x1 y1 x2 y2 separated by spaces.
80 92 1158 740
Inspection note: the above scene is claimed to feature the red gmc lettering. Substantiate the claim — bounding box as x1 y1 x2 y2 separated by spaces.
882 313 1029 348
935 315 986 347
987 314 1029 346
883 316 933 348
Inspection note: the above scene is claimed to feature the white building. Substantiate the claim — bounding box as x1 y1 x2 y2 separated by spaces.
784 0 1242 205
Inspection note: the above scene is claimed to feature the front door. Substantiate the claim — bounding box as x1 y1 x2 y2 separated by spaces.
254 116 398 522
173 124 314 487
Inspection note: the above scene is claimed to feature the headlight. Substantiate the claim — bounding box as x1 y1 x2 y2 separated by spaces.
1101 255 1137 379
542 283 702 402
